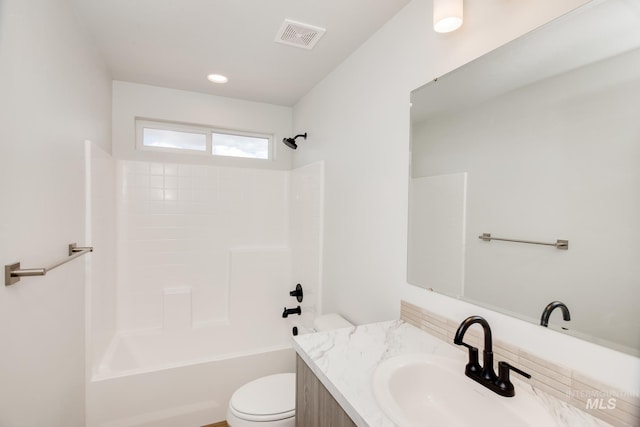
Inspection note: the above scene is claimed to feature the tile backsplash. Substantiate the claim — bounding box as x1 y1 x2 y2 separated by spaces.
117 161 290 330
400 300 640 427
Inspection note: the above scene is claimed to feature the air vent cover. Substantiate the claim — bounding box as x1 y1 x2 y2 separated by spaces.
275 19 326 50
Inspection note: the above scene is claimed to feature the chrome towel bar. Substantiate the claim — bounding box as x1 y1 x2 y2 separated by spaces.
479 233 568 250
4 243 93 286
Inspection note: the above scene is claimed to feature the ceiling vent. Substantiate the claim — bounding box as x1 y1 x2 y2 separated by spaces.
275 19 326 50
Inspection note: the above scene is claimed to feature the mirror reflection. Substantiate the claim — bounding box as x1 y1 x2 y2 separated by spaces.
408 0 640 356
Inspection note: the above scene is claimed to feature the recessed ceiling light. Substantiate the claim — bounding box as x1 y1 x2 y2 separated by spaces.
207 74 228 84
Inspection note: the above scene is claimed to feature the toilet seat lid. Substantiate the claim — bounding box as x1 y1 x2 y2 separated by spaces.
230 373 296 421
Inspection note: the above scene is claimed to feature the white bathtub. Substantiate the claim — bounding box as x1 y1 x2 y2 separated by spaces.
94 321 296 380
87 326 298 427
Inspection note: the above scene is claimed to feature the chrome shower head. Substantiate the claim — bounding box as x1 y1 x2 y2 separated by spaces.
282 132 307 150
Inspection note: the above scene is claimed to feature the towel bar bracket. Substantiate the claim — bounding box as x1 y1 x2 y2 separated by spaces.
4 263 21 286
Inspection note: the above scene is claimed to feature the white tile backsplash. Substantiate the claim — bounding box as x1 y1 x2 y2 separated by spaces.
114 160 324 334
117 160 293 331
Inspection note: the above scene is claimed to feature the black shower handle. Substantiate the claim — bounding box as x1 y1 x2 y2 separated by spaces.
289 284 303 302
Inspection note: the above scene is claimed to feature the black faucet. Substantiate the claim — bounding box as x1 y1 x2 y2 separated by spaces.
282 306 301 318
453 316 497 382
454 316 530 397
540 301 571 327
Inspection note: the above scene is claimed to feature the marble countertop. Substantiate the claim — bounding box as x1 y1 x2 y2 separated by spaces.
292 320 612 427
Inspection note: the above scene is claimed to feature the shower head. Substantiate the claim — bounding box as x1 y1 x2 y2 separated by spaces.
282 132 307 150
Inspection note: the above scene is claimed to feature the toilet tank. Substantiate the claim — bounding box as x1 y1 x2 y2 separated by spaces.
313 314 353 332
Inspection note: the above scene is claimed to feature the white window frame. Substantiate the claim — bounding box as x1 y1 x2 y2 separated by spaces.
135 119 273 160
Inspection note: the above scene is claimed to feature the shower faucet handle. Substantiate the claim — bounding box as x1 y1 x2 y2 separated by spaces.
289 284 303 302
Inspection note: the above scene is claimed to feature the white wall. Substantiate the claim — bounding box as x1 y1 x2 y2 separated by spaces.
290 162 325 326
86 142 118 378
293 0 640 395
0 0 112 425
112 81 293 170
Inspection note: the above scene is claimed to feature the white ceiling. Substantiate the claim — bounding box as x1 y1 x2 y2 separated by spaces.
72 0 411 106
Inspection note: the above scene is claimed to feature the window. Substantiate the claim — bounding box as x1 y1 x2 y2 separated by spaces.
142 128 207 152
212 131 269 159
136 119 272 160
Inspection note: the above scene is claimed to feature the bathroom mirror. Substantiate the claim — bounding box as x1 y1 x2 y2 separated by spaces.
408 0 640 356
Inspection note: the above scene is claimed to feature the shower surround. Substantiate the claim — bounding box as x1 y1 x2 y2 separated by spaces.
85 143 323 426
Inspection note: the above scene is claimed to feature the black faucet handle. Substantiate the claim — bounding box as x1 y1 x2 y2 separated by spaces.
289 284 303 302
500 361 531 379
464 345 482 377
495 361 531 397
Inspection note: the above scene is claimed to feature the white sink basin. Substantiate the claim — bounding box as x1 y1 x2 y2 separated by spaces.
372 354 557 427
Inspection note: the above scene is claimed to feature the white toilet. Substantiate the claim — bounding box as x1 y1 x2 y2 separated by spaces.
226 314 353 426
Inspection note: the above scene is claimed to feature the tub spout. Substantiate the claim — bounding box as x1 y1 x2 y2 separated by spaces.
282 306 301 318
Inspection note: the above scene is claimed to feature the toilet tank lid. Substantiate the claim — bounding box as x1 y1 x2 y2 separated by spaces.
230 373 295 417
313 313 353 331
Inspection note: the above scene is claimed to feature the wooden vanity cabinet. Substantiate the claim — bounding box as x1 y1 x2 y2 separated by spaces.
295 355 357 427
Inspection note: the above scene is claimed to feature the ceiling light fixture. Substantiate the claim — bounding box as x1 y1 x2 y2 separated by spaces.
207 73 228 84
433 0 463 33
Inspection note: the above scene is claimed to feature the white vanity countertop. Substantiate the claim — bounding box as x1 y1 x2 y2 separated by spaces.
292 320 612 427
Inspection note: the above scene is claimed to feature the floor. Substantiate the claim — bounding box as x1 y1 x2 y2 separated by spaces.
202 422 228 427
